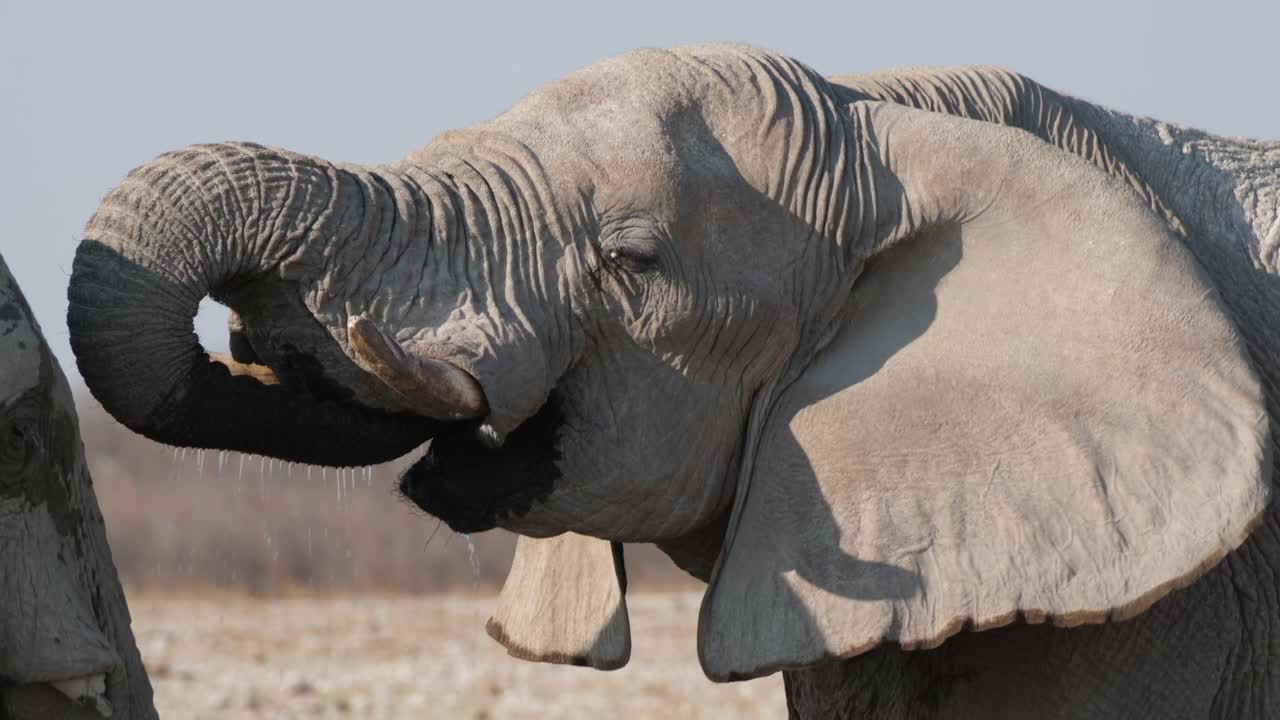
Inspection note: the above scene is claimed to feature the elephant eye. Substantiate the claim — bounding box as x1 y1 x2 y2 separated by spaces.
602 240 661 275
0 416 35 471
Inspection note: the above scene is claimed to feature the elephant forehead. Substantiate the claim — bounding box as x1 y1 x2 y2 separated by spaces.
0 281 42 403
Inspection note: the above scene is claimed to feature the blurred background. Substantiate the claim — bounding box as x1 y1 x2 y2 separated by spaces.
2 0 1276 717
80 393 691 596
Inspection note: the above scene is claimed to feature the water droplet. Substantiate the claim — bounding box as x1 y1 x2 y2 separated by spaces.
463 534 481 581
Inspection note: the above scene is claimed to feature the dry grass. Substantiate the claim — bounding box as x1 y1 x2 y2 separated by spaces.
130 591 785 719
80 394 700 595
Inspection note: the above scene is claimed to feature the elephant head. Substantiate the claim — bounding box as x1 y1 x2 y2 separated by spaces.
68 45 1271 680
1 255 155 718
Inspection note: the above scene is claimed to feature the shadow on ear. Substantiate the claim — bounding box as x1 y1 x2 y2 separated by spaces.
487 533 630 670
698 103 1271 682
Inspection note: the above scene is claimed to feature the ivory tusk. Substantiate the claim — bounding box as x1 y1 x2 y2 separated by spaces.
347 316 489 420
50 674 113 718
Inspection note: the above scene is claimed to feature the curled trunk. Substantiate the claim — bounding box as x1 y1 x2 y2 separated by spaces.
68 143 439 466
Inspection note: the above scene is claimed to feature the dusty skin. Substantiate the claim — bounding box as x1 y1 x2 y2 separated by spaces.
130 591 783 720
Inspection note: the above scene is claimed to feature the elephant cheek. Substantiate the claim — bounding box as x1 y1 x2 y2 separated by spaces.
0 389 120 686
0 495 120 684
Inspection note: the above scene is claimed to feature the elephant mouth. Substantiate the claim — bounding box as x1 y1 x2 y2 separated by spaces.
397 392 563 533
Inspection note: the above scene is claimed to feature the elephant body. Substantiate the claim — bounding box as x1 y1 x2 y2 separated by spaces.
64 46 1280 718
0 255 155 719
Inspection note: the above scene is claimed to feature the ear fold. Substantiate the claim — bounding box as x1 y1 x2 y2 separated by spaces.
698 104 1271 681
487 533 630 670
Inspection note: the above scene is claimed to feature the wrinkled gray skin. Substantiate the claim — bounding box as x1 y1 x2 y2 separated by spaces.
774 68 1280 720
67 45 1279 718
0 255 155 719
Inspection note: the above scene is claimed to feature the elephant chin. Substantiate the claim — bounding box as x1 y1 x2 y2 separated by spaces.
398 393 564 533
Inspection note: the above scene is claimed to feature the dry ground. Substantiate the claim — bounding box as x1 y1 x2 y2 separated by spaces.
130 591 785 719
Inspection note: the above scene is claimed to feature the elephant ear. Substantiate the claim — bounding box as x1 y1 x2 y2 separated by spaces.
487 533 630 670
698 103 1271 681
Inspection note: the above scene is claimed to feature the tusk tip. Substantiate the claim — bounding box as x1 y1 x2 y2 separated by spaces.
476 422 506 448
50 674 113 718
209 352 279 385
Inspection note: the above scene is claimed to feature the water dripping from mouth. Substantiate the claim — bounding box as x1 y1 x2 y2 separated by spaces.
463 533 481 583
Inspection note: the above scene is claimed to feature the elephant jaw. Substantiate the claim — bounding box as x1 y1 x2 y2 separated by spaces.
397 392 564 533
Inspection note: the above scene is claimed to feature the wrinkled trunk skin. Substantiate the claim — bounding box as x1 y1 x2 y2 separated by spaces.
68 143 442 467
0 256 155 719
766 71 1280 720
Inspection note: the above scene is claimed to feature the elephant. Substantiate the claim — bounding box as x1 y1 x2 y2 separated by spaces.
0 254 156 719
65 44 1279 718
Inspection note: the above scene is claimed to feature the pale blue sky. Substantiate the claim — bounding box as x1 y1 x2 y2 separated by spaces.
3 0 1276 380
